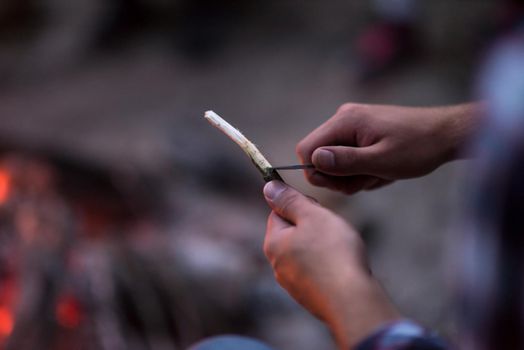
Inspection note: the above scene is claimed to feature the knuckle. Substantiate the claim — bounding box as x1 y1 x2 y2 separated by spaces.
337 102 356 114
336 103 366 118
279 192 299 215
295 140 307 158
305 194 319 204
263 236 277 259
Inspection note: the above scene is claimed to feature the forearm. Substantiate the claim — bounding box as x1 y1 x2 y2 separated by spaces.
436 102 485 162
323 274 401 349
323 273 448 350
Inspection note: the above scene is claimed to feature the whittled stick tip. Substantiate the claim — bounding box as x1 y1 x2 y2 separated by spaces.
204 110 283 182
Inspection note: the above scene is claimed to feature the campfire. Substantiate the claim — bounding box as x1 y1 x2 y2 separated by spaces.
0 150 181 349
0 146 300 350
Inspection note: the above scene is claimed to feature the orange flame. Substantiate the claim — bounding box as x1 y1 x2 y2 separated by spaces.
0 306 13 338
0 170 10 205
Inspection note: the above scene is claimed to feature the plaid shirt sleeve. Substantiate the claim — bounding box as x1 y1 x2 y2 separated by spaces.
354 320 448 350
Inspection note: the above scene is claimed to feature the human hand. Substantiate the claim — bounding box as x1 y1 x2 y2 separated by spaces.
263 181 400 349
297 103 481 194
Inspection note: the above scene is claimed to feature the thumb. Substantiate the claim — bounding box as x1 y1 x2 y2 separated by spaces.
312 146 381 176
263 181 315 224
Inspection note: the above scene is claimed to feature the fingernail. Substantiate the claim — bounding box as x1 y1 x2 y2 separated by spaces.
315 149 335 169
264 181 287 201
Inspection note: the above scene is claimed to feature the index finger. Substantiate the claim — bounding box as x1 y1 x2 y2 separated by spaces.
264 211 293 259
267 210 293 231
295 113 356 166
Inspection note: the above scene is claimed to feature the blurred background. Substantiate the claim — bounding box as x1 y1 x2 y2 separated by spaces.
0 0 520 349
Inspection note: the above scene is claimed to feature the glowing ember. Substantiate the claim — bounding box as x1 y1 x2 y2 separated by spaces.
56 295 83 329
0 306 13 338
0 170 10 205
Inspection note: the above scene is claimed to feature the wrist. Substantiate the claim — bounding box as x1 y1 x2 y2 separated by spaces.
436 102 485 162
325 272 402 349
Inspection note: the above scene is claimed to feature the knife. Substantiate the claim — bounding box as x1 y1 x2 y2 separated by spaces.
270 164 315 171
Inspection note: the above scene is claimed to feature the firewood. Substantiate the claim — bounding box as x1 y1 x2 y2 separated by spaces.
204 111 283 182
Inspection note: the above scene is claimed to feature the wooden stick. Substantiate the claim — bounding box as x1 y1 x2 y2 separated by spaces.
204 110 283 182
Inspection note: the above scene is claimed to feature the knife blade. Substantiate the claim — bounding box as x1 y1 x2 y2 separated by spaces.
270 164 315 171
